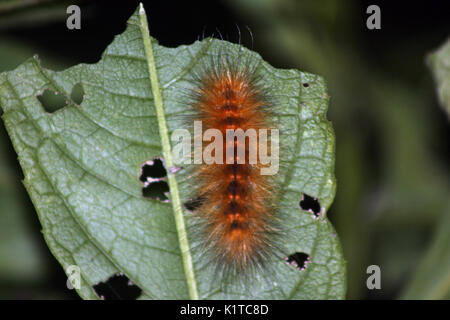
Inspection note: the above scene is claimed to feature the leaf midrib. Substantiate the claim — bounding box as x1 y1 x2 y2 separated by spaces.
138 3 199 300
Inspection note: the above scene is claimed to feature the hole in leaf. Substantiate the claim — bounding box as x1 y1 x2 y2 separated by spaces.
37 89 68 113
93 273 142 300
139 158 167 182
299 193 321 217
71 83 85 104
184 195 205 211
140 158 169 202
286 252 310 270
302 82 310 88
143 181 169 201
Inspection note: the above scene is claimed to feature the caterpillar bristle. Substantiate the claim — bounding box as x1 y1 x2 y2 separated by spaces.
187 45 283 280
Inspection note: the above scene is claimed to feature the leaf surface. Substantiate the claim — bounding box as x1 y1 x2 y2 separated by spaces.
0 5 345 299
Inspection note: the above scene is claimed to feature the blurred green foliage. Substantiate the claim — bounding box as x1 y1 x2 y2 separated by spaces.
226 0 450 299
0 116 44 284
0 0 69 29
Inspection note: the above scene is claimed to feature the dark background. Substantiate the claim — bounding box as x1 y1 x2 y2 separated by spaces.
0 0 449 299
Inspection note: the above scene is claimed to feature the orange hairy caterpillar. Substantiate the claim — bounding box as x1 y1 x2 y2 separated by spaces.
186 47 282 279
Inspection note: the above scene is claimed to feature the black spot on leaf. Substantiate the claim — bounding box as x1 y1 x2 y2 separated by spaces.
302 82 310 88
93 273 142 300
286 252 310 270
299 193 321 217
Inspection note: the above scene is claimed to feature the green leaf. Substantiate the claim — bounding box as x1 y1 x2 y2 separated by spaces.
402 208 450 299
0 4 345 299
428 37 450 120
0 127 46 284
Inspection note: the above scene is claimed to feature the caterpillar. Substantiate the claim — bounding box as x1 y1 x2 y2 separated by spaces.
186 47 282 279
